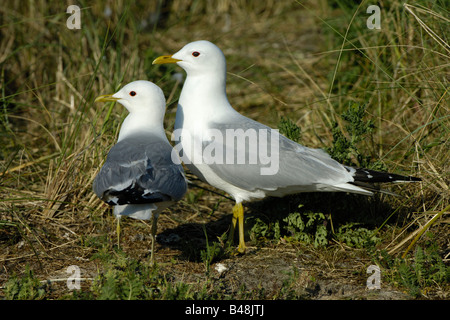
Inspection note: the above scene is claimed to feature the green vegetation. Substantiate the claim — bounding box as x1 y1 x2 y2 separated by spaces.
249 206 328 248
376 235 450 298
326 103 383 169
278 116 302 143
0 0 448 300
3 266 46 300
88 249 212 300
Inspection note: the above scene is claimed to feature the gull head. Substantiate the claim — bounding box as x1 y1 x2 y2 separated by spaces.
95 80 165 114
153 40 226 77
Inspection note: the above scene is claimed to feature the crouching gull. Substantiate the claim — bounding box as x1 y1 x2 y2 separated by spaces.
93 80 187 262
153 40 421 254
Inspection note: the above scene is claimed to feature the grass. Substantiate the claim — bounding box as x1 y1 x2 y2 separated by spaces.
0 0 448 300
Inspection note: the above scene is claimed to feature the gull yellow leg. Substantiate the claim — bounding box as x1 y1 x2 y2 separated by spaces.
230 202 246 253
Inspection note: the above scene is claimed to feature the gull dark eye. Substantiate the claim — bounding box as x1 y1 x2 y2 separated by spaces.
192 51 200 57
129 91 136 96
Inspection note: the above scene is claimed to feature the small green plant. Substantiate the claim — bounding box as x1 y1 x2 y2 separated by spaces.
396 260 421 297
326 103 386 170
375 237 449 298
161 280 196 300
397 243 450 297
248 216 281 242
282 209 328 248
91 251 157 300
250 204 385 250
249 205 328 248
335 222 380 248
4 266 47 300
90 250 216 300
278 116 302 143
200 225 227 273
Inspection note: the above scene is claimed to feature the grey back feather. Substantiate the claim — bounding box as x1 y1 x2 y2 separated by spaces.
193 116 353 193
93 134 187 205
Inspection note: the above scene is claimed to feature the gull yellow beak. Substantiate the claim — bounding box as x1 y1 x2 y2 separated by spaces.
94 94 119 103
152 55 182 65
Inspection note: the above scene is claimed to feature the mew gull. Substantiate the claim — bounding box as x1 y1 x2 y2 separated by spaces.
153 40 421 253
93 80 187 262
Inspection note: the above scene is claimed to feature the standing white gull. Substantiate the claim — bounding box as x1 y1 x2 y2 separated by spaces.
153 40 421 253
93 80 187 262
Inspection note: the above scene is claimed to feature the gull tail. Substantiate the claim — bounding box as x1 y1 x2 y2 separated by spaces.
345 166 421 196
113 204 157 220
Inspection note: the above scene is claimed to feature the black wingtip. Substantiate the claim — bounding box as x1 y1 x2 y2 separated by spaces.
349 167 421 183
104 187 172 206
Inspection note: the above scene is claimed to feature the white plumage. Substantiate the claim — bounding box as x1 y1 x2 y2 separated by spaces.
93 80 187 262
154 40 420 253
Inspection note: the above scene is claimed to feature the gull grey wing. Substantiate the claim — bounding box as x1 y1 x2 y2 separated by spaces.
93 134 187 206
202 115 357 194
